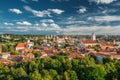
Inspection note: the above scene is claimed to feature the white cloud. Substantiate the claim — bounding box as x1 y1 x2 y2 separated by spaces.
21 0 39 3
16 21 32 26
24 6 64 17
48 9 64 14
9 9 22 14
65 20 86 24
50 23 60 28
41 23 48 27
40 19 60 28
34 23 39 26
21 0 28 3
78 7 87 14
88 16 120 21
61 25 120 35
24 6 51 17
40 19 54 23
89 0 116 4
4 22 14 26
39 19 60 29
102 9 118 14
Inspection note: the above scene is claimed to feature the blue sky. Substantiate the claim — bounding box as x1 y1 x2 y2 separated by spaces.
0 0 120 35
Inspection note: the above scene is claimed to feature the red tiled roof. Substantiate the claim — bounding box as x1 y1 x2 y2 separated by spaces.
0 59 13 65
27 53 35 58
11 55 19 58
82 40 98 43
21 53 35 62
16 42 26 48
100 42 114 47
110 54 120 59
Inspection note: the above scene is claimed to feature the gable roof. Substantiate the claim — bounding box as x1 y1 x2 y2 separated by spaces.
16 43 26 48
82 40 98 44
100 42 114 47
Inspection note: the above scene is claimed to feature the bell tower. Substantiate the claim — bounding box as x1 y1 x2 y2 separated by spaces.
91 32 96 40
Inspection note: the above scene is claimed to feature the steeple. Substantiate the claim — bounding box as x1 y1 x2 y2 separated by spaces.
91 32 96 40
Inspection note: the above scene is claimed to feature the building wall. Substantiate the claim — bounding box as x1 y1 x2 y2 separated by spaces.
84 43 99 47
16 47 25 51
0 45 2 54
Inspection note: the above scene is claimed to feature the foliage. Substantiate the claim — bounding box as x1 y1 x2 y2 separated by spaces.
0 55 120 80
33 51 41 58
59 52 70 56
93 45 100 52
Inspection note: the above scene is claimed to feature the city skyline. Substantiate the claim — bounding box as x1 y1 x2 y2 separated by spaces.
0 0 120 35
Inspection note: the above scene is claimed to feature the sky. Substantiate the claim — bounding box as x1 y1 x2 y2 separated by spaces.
0 0 120 35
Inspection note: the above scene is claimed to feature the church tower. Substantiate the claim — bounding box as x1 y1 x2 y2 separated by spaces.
91 32 96 40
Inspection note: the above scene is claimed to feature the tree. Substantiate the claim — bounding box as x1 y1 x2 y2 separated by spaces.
0 63 4 74
63 70 78 80
115 61 120 79
29 71 41 80
104 62 117 80
41 70 52 80
93 45 100 52
78 65 106 80
28 60 38 73
2 45 8 52
11 50 19 55
33 44 39 49
33 51 41 57
9 45 14 52
72 59 79 71
79 55 95 67
103 57 113 64
10 67 27 80
63 71 69 80
59 52 70 56
49 69 58 79
4 75 14 80
67 70 78 80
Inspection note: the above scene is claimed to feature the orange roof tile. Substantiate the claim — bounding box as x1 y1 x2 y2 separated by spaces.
16 43 26 48
82 40 98 43
0 59 14 65
100 42 114 47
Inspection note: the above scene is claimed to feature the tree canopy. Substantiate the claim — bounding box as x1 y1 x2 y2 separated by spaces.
0 55 120 80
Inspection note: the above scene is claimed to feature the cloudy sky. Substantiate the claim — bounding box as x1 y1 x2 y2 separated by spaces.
0 0 120 35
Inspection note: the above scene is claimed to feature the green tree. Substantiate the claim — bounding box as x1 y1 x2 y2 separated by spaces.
103 57 113 64
0 63 4 74
29 71 41 80
93 45 100 52
41 70 52 80
67 70 78 80
33 51 41 57
49 69 58 80
59 52 70 56
2 45 8 52
115 61 120 79
28 60 38 73
78 65 106 80
10 67 27 80
63 71 69 80
4 75 14 80
104 62 117 80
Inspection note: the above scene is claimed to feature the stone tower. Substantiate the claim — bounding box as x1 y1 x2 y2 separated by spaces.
91 32 96 40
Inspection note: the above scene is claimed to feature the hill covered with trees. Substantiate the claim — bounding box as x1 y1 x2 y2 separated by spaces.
0 55 120 80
